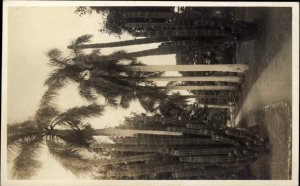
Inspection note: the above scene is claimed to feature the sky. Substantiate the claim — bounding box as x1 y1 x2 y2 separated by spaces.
7 7 180 129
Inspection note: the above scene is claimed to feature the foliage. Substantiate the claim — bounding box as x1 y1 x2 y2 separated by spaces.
51 104 104 130
10 136 43 179
75 7 175 37
46 139 96 177
45 35 168 111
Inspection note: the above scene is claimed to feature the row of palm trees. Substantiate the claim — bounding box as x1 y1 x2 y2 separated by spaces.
68 9 255 109
68 35 247 107
8 9 258 179
88 112 267 179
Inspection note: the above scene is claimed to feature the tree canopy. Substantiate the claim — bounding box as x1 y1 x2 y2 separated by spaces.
75 7 175 37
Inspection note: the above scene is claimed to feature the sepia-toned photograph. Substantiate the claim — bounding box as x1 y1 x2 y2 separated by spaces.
1 1 299 186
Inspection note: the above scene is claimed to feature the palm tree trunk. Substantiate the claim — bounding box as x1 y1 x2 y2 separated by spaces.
93 153 158 165
171 147 241 156
78 47 188 62
107 163 209 177
123 12 217 20
160 39 233 49
90 143 164 153
197 103 235 109
145 76 242 83
172 167 243 178
131 115 199 125
166 127 216 137
122 64 249 73
134 29 233 38
162 85 237 91
125 20 230 29
167 94 236 99
92 128 181 137
68 37 168 49
179 154 256 163
115 137 227 146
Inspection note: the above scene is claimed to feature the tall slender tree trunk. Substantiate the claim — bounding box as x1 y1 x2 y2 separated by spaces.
78 47 188 62
145 76 241 83
167 94 236 99
161 85 237 91
115 137 227 145
179 154 256 163
197 103 235 109
122 64 249 73
134 29 233 38
92 128 181 137
68 37 168 49
125 20 230 29
93 153 158 165
171 147 241 156
131 115 197 125
172 167 243 178
159 39 233 49
123 12 219 20
107 163 209 177
90 143 164 153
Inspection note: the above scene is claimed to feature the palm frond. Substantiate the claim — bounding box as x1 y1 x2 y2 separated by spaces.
108 50 135 61
104 96 119 108
44 65 83 88
138 96 158 112
56 126 95 147
7 120 41 147
53 104 104 129
10 137 43 179
74 34 93 45
46 139 95 177
91 49 101 56
34 106 60 129
39 86 59 107
46 48 72 68
78 81 98 102
69 35 93 59
119 95 133 109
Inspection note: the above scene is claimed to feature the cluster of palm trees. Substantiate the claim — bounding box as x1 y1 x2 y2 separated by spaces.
8 9 264 180
90 113 267 179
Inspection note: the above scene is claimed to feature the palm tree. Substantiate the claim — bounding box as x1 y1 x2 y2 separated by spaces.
121 64 249 73
7 87 104 179
46 35 169 111
64 35 248 96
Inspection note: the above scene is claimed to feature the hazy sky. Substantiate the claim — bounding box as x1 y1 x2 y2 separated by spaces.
7 7 179 129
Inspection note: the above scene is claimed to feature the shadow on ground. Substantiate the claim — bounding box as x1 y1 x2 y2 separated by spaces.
234 8 292 179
